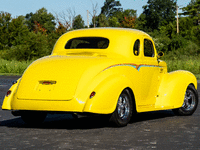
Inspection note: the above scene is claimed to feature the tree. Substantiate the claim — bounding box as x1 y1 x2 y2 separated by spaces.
100 0 122 18
73 15 85 29
135 13 147 31
181 0 200 25
120 16 136 28
0 12 12 50
118 9 137 28
6 32 50 61
112 9 137 26
123 9 137 18
159 21 176 39
0 13 29 50
96 14 109 27
89 2 98 27
178 17 194 38
180 0 200 46
25 8 56 33
54 8 76 30
8 16 29 46
90 16 98 28
108 16 120 27
141 0 177 31
56 22 67 35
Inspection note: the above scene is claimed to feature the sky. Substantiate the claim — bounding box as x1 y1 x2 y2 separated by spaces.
0 0 191 25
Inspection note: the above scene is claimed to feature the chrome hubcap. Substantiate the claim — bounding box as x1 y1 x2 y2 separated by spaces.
182 89 195 111
117 94 130 120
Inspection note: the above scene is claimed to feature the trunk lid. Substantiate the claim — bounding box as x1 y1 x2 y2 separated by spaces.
17 55 114 100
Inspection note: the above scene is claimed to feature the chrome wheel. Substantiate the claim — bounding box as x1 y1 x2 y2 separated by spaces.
173 84 198 116
109 89 133 127
182 89 196 111
117 94 130 120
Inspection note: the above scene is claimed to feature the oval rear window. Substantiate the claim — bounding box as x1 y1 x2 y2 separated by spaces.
65 37 109 49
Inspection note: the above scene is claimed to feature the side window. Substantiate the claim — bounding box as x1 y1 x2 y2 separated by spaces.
144 39 154 57
133 39 140 56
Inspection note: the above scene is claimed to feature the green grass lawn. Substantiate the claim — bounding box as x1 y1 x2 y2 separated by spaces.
196 74 200 80
163 55 200 80
0 57 200 80
0 59 33 75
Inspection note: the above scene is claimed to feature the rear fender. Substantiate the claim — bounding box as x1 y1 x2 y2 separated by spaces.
83 74 133 114
2 78 21 110
155 70 197 108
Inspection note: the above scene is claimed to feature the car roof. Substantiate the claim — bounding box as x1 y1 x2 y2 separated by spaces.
52 28 153 57
66 27 150 37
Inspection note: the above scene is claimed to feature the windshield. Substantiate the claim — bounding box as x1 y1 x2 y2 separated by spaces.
65 37 109 49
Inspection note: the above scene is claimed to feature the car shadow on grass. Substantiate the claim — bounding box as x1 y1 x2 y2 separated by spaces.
0 110 176 129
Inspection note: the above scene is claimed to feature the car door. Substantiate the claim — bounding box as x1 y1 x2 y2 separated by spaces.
138 38 161 111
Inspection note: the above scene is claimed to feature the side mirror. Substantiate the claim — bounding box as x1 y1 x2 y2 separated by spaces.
157 51 164 59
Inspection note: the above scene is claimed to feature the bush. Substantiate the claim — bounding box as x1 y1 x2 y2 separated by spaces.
168 35 187 51
2 32 51 61
153 35 171 52
165 39 200 58
47 32 60 52
163 54 200 76
151 30 200 57
191 26 200 46
0 59 33 74
181 40 200 55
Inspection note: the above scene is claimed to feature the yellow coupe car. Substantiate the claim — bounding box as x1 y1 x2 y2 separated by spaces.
2 28 199 127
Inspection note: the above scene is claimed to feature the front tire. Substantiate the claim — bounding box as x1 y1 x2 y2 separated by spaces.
21 111 47 125
173 84 198 116
109 89 133 127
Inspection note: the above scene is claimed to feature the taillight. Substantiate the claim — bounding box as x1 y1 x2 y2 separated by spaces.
6 90 11 97
42 81 52 85
90 91 96 99
39 81 56 85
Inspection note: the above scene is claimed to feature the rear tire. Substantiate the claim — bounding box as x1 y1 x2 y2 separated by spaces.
21 111 47 125
109 89 133 127
173 84 198 116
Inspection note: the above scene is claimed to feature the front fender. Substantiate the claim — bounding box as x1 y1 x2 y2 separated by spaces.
2 78 21 110
155 70 197 109
82 74 133 114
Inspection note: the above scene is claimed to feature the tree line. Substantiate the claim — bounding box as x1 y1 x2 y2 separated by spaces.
0 0 200 61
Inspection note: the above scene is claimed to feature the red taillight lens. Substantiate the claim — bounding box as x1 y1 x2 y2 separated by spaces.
42 81 52 85
90 91 96 99
6 90 11 97
40 81 56 85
